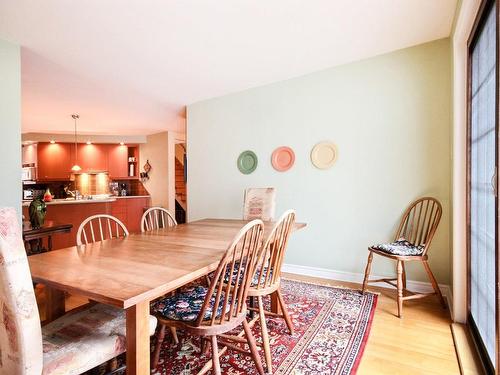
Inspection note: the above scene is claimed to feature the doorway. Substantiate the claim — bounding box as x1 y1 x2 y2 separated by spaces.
467 0 498 372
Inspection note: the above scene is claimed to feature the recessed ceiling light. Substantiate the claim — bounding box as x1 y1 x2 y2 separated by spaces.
120 142 125 145
86 140 92 145
50 140 56 144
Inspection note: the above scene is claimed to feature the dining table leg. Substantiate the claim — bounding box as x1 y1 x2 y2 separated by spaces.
44 286 65 323
126 300 151 375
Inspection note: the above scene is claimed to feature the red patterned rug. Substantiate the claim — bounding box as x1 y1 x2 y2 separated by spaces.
152 279 377 375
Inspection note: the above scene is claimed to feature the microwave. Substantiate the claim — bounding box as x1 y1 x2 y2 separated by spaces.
22 165 37 182
23 189 34 200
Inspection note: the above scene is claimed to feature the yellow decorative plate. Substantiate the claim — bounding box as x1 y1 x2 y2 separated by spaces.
311 142 337 169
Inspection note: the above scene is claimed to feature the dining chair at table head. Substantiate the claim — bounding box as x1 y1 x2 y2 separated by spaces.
0 207 158 375
141 207 177 232
243 187 276 221
151 219 266 375
0 207 43 374
76 214 129 246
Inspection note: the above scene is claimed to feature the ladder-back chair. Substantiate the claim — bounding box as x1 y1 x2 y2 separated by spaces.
141 207 177 232
247 209 296 373
361 197 445 318
76 214 129 246
151 220 265 375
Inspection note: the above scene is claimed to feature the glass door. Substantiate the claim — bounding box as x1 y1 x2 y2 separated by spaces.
468 0 498 372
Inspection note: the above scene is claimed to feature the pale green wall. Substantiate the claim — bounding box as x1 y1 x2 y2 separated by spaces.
187 38 452 284
0 39 21 215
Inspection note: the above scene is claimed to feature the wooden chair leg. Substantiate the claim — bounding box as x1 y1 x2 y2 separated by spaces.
249 296 255 319
276 288 294 335
362 252 373 293
401 262 407 290
151 324 166 368
211 335 221 375
257 296 272 373
242 319 265 375
396 260 404 318
422 259 446 308
170 326 179 345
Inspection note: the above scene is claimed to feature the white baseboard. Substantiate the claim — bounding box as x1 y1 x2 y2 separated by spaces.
282 263 453 318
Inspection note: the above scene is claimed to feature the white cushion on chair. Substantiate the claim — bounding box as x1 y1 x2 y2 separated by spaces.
371 238 424 256
42 303 157 375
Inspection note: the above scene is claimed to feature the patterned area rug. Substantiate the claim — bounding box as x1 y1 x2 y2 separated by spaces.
152 279 377 375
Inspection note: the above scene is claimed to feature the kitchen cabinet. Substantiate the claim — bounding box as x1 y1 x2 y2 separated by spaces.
124 197 149 233
108 145 129 178
37 143 140 180
37 143 73 180
74 144 108 172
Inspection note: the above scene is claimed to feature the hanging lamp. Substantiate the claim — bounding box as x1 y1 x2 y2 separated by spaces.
71 114 82 172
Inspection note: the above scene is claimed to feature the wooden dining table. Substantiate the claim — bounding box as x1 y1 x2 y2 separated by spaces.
28 218 306 374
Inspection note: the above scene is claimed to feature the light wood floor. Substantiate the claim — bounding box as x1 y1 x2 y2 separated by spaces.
282 273 461 375
36 273 461 375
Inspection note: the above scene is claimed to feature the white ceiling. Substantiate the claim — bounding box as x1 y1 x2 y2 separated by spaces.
0 0 458 135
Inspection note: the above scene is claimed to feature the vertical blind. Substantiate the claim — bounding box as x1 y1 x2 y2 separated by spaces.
470 3 496 365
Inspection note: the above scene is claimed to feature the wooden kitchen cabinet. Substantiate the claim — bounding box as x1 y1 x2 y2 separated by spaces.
37 142 138 181
125 197 150 233
74 144 108 172
108 145 129 178
37 143 73 180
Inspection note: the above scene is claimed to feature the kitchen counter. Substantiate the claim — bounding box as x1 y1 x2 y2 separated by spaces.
22 195 150 206
22 195 151 250
115 195 150 199
22 198 117 206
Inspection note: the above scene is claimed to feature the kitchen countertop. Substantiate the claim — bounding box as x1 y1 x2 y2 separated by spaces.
22 195 150 206
115 195 150 199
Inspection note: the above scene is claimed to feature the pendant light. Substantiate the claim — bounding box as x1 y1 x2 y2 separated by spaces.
71 114 82 172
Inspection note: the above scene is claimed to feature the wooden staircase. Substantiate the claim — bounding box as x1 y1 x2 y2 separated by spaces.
175 157 187 214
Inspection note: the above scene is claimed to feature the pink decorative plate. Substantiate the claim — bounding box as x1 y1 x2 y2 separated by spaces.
271 146 295 172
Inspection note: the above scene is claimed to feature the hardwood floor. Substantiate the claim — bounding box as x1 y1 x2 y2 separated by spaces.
282 273 461 375
36 273 461 374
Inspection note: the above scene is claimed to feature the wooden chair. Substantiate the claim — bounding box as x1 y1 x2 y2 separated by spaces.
0 207 157 375
76 214 129 246
141 207 177 232
247 209 296 373
141 207 180 345
361 197 446 318
151 220 265 375
243 187 276 221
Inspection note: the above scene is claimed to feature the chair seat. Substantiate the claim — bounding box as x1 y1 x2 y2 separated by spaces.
42 303 157 375
371 238 424 256
151 285 229 322
224 261 272 287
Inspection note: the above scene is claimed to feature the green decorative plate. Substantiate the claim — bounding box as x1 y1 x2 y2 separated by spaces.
237 150 258 174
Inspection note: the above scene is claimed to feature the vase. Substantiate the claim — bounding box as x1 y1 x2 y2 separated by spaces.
29 199 47 229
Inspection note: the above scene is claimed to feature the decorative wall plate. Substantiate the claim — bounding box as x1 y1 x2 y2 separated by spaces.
271 146 295 172
311 142 337 169
237 150 258 174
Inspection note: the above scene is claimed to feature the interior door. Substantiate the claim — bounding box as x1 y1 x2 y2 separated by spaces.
468 0 497 371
